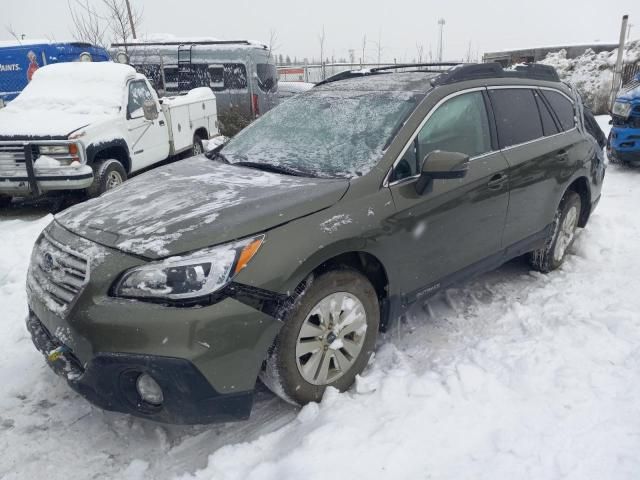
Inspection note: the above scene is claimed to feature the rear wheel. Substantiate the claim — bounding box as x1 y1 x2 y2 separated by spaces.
87 159 127 198
261 270 380 405
192 133 204 156
530 191 581 273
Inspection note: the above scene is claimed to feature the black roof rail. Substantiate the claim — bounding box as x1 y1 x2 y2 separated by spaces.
111 40 265 48
433 62 561 85
315 62 561 88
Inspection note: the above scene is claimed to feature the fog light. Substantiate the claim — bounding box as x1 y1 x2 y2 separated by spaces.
136 373 163 405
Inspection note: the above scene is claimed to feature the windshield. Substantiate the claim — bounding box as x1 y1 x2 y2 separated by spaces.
221 89 421 178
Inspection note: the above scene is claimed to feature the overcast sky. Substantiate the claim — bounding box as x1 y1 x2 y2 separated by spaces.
3 0 639 62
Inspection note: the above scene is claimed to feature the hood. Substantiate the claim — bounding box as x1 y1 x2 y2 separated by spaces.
0 108 110 140
56 156 349 259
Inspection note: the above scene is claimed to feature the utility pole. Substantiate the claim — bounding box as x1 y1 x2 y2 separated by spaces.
437 18 446 62
125 0 137 39
611 14 629 109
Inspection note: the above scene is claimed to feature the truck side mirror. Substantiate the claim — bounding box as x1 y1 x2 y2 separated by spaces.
415 150 470 195
143 100 159 121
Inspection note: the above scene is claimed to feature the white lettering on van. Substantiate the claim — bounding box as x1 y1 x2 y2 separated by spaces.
0 64 21 72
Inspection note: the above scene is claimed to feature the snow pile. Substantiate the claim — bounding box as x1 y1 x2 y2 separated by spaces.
0 62 137 136
540 40 640 113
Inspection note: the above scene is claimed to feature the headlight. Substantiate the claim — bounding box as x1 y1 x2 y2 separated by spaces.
39 145 69 155
114 235 264 301
612 101 632 119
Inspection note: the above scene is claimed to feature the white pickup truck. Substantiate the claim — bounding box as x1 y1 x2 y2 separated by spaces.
0 62 218 206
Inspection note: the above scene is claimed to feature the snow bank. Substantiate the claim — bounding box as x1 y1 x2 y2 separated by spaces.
0 62 136 136
540 40 640 113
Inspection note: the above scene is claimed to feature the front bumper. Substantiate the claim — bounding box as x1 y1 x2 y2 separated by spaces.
25 222 283 424
608 127 640 165
26 313 254 424
0 140 92 195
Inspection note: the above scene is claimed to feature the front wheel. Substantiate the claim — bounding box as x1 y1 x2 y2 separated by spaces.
261 270 380 405
87 159 127 198
530 191 581 273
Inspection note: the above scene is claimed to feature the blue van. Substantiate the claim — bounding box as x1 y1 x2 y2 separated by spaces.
609 72 640 166
0 41 110 103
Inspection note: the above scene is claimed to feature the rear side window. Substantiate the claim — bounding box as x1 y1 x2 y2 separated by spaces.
542 90 575 131
533 90 560 136
257 63 278 93
208 63 248 91
489 89 543 148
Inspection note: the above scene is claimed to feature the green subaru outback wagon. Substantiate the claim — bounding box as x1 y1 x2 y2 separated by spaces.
26 63 605 424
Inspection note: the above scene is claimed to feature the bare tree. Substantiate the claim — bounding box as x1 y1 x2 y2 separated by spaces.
416 43 424 63
68 0 142 51
267 29 279 61
318 25 326 79
4 23 24 43
68 0 108 47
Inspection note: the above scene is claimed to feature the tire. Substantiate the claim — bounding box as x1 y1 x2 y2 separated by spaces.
0 195 12 208
529 191 581 273
87 159 127 198
192 133 204 156
261 270 380 405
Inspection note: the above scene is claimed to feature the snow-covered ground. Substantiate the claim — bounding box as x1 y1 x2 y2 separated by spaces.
2 118 640 479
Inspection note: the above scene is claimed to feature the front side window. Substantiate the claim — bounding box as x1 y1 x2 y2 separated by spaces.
489 88 544 148
222 90 421 178
542 90 576 131
392 91 491 182
257 63 278 93
127 80 153 118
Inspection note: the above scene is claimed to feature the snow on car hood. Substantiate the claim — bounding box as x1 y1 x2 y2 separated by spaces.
55 156 349 259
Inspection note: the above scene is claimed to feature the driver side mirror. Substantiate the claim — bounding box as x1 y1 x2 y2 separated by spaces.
143 99 159 121
415 150 470 195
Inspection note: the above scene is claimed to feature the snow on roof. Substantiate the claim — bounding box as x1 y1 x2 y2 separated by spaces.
0 62 136 137
115 34 268 49
0 38 85 48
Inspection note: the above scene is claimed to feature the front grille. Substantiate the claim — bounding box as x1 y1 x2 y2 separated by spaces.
28 232 89 312
0 144 28 175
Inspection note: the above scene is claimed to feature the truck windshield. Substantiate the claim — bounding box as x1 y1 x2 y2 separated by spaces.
222 89 421 178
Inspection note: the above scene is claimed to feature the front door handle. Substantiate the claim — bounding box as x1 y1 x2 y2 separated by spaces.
487 173 508 190
159 120 165 126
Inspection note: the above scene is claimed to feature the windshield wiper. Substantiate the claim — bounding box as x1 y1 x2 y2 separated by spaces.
233 161 315 177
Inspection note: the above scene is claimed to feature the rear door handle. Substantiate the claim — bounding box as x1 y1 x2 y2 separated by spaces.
487 173 508 189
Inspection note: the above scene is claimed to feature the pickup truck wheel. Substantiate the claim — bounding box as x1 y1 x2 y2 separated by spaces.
530 191 581 273
260 270 379 405
192 134 204 156
87 159 127 198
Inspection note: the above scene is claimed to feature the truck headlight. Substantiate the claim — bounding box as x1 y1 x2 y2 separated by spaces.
612 101 632 119
114 235 264 301
38 144 81 165
39 145 69 155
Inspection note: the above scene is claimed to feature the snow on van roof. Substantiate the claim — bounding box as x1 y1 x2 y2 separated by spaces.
0 62 137 137
0 38 86 48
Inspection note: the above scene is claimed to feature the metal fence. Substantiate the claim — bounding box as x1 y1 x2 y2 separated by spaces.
277 63 403 83
622 62 640 86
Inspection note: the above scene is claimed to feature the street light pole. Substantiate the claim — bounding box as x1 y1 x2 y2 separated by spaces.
125 0 137 39
437 18 446 62
610 15 629 109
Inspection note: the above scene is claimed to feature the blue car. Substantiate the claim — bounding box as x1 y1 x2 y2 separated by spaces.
0 40 110 103
608 72 640 166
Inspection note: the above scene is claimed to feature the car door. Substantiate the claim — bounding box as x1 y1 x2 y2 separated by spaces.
125 79 170 171
489 87 578 248
385 89 510 301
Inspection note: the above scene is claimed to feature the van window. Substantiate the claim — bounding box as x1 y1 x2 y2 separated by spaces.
208 63 248 91
257 63 278 92
533 90 560 136
489 89 543 148
542 90 575 131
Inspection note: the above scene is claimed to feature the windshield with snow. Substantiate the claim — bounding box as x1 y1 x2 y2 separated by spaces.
221 89 422 178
